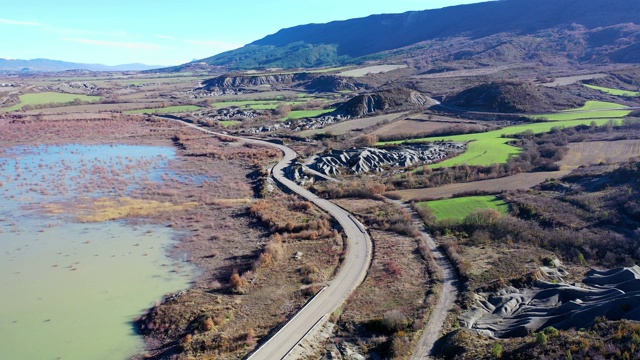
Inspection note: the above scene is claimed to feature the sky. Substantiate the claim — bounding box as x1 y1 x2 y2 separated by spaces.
0 0 486 66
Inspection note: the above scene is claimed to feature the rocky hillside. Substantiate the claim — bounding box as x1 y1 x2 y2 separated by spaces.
309 143 465 175
201 73 371 93
441 82 585 113
201 73 311 88
168 0 640 70
335 88 437 117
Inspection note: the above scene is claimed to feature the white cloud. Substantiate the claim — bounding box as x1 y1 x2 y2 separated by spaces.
62 38 164 50
0 18 43 26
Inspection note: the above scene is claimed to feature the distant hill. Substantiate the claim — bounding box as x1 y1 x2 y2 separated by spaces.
441 82 585 113
0 58 162 72
167 0 640 71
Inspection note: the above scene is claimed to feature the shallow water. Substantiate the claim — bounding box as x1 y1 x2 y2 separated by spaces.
0 144 192 360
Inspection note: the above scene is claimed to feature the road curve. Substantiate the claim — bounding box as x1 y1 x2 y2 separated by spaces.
160 117 373 360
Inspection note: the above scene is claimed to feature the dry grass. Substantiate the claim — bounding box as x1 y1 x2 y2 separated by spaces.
54 197 199 222
330 198 432 358
386 171 568 201
559 140 640 170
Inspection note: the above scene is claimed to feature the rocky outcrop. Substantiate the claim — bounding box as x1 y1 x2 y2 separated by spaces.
303 75 370 93
309 143 465 176
202 73 370 93
335 88 437 117
461 266 640 338
201 73 313 89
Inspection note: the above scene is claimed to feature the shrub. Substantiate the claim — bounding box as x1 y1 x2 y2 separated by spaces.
535 332 548 344
380 310 408 334
492 343 503 358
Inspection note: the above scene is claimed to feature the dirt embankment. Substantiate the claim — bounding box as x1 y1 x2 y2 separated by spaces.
334 88 438 117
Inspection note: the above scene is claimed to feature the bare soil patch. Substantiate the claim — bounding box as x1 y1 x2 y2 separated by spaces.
373 119 454 137
559 139 640 169
386 171 568 201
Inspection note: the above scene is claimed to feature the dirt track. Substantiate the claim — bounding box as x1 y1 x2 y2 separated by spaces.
391 200 459 360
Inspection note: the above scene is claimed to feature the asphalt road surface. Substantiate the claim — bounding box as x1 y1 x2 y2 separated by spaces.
162 118 373 360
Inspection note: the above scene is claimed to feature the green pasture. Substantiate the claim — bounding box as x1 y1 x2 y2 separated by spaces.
286 108 335 120
219 120 241 127
583 84 640 97
211 99 307 110
125 105 202 114
532 101 631 121
1 92 102 112
382 118 618 167
418 196 510 221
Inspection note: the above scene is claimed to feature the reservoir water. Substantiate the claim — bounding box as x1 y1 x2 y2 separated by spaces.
0 144 192 360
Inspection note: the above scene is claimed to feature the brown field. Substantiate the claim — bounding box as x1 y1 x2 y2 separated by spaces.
386 171 568 201
415 65 514 79
23 102 164 114
407 114 482 123
541 73 607 87
559 140 640 169
373 119 454 137
298 112 409 137
373 117 486 138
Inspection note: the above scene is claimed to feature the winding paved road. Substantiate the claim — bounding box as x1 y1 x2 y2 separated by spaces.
160 117 373 360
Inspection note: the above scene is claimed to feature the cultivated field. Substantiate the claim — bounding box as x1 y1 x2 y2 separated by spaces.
559 140 640 169
534 101 631 121
125 105 202 114
385 171 567 201
338 64 408 77
1 92 102 112
299 112 409 137
417 195 509 221
373 118 485 138
415 65 514 79
540 73 607 87
287 108 335 119
383 118 618 167
583 84 640 97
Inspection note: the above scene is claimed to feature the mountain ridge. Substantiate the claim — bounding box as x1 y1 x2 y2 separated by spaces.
168 0 640 71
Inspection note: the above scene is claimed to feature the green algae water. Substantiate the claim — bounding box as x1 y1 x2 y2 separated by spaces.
0 144 192 360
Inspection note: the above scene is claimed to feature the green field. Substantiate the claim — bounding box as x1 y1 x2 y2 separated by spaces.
124 105 202 114
382 118 619 167
418 196 510 221
286 108 335 120
583 84 640 97
211 99 308 110
1 92 102 112
219 120 241 127
533 101 631 121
